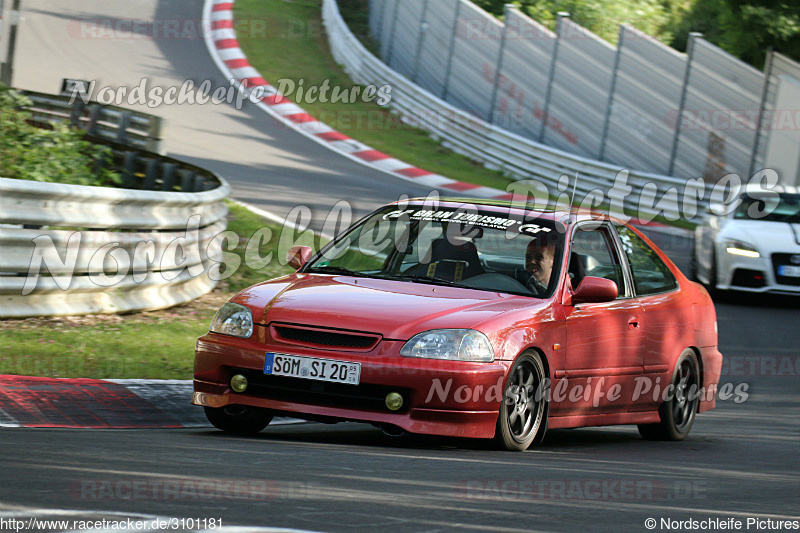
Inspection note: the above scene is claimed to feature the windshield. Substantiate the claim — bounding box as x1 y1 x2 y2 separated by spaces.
734 192 800 223
303 205 566 298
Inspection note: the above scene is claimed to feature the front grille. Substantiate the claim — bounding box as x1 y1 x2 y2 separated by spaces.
271 324 380 350
233 369 409 413
772 254 800 286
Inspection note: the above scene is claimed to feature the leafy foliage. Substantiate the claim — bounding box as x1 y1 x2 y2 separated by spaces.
679 0 800 68
471 0 672 45
0 88 120 186
471 0 799 66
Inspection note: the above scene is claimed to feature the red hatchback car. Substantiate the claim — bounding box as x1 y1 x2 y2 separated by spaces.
193 199 722 451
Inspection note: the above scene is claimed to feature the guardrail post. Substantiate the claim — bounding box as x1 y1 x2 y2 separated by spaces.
749 48 774 177
194 174 207 192
411 0 430 83
180 169 196 192
143 158 159 190
539 12 569 142
440 0 463 101
122 151 138 188
69 100 86 128
487 4 512 125
668 32 701 176
116 111 131 144
162 163 176 191
87 105 101 136
599 24 625 161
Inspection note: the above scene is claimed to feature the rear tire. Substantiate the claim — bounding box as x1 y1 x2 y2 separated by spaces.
204 405 273 436
638 350 700 441
495 352 548 451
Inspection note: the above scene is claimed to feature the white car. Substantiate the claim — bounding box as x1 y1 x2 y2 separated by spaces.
693 185 800 294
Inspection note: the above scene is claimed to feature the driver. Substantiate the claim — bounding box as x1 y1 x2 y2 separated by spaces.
518 235 556 296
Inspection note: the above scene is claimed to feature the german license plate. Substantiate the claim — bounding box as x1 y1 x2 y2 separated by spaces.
778 265 800 277
264 353 360 385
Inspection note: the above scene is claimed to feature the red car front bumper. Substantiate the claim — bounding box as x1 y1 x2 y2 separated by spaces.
193 331 507 438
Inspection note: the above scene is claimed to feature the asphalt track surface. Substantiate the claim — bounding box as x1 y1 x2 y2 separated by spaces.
8 0 800 531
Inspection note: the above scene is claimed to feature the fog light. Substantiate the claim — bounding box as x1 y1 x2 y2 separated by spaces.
230 374 248 393
385 392 403 411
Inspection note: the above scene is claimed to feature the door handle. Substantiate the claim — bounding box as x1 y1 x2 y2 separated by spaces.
628 317 639 330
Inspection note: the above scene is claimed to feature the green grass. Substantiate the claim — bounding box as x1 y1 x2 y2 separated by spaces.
234 0 516 191
0 202 298 379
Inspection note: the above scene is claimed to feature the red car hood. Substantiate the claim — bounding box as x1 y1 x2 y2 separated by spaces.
233 274 544 340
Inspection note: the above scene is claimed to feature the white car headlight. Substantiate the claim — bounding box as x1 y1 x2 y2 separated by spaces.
210 303 253 338
724 239 760 258
401 329 494 362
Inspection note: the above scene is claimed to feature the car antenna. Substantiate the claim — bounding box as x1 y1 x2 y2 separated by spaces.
569 171 579 225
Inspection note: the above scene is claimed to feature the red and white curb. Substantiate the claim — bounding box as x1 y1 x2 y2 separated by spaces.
202 0 511 199
0 375 299 429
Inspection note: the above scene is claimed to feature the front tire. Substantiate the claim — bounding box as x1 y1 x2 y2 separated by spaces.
496 352 548 451
638 350 700 441
204 405 273 436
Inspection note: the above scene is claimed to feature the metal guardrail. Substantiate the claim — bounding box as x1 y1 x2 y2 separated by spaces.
23 90 164 153
0 93 230 318
323 0 707 222
0 176 230 318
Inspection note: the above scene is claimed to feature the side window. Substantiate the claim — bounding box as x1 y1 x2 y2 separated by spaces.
570 226 629 298
615 225 678 296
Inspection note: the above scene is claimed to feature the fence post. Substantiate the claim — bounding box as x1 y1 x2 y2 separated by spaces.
0 0 20 86
411 0 430 83
749 48 774 177
668 32 702 176
487 4 512 125
371 0 385 42
539 12 569 142
598 24 625 161
441 0 463 101
384 0 401 66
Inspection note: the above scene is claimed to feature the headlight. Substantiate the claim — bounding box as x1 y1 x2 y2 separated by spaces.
724 240 760 258
210 303 253 338
401 329 494 362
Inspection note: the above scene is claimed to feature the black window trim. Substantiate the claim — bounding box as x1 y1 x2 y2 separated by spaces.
612 223 680 298
570 221 635 300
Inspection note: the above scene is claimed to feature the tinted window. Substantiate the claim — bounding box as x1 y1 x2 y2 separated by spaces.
615 225 678 296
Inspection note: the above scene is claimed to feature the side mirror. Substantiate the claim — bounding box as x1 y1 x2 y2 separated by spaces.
287 246 313 270
572 276 618 304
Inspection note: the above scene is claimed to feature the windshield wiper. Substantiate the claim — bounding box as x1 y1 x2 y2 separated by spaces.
387 273 468 288
306 266 365 276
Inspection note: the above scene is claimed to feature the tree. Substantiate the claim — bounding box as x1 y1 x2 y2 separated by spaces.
471 0 673 45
